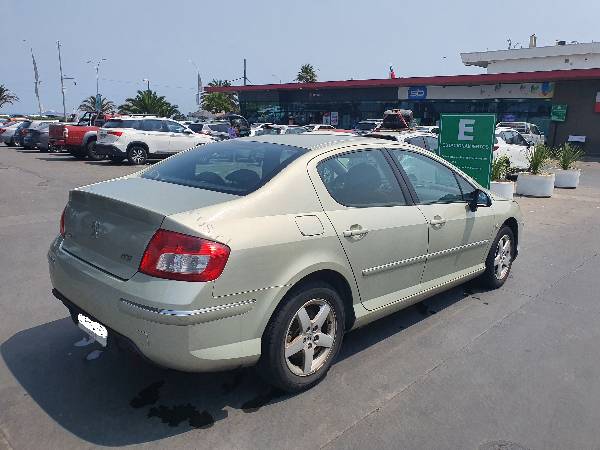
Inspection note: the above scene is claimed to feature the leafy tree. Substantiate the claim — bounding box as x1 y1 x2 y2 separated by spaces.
0 84 19 109
78 95 115 114
295 64 317 83
202 80 239 114
118 90 180 118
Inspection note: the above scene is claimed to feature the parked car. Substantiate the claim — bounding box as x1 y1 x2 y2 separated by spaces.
494 127 531 170
305 124 335 132
189 122 231 140
3 120 31 146
0 122 20 145
250 123 274 136
367 131 439 153
375 109 414 132
24 122 52 151
48 112 117 160
353 120 381 135
415 125 440 134
255 125 308 136
21 121 58 149
496 121 545 145
49 134 522 392
95 116 214 164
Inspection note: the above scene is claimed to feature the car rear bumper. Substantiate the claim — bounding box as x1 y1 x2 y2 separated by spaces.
95 144 125 156
47 235 262 372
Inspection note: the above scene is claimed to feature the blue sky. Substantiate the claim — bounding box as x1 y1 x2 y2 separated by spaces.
2 0 599 114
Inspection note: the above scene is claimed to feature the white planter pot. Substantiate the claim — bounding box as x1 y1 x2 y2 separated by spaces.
554 169 580 188
490 181 514 200
516 173 555 197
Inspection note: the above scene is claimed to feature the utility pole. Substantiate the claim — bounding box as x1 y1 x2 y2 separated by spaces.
143 78 150 91
23 40 43 116
243 58 247 86
57 41 67 121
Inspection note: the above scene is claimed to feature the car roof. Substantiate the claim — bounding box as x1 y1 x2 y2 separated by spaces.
237 134 370 150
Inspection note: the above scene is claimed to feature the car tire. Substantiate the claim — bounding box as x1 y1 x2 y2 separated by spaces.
39 146 48 153
108 154 125 163
86 140 104 161
258 282 345 393
479 226 515 289
127 145 147 165
6 139 15 147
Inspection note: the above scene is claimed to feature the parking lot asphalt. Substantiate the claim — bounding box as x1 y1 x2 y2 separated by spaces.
1 144 600 450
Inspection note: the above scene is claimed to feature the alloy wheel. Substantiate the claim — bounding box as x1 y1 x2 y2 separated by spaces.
494 235 512 280
284 299 336 377
130 148 145 164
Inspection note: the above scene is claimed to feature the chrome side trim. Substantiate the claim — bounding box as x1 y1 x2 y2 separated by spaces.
362 240 489 277
119 298 257 325
362 254 427 276
426 239 489 260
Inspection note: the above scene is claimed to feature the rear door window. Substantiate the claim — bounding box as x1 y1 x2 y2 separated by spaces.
317 150 406 207
141 141 306 195
141 119 166 132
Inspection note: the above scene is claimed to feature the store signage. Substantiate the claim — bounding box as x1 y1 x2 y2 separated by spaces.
407 86 427 100
399 82 554 100
550 104 567 122
594 92 600 113
438 114 495 189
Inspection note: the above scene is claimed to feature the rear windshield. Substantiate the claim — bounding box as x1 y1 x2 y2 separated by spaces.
382 113 410 130
187 123 204 132
207 123 230 132
103 119 141 129
141 140 306 195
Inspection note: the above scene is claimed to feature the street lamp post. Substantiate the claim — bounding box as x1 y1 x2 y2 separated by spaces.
188 59 202 107
86 58 107 98
142 78 150 92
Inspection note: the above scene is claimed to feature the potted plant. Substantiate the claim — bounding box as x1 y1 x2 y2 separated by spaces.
554 143 583 188
490 155 514 199
515 144 555 197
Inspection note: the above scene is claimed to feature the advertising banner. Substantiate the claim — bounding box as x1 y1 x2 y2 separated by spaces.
438 114 496 189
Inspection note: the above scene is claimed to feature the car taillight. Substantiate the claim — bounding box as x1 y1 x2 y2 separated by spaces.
493 144 499 151
107 130 123 136
139 229 230 282
63 128 69 138
60 208 66 237
0 128 5 134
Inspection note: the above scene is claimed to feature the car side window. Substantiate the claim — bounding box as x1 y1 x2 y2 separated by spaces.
141 119 165 132
317 150 406 208
455 174 478 202
389 150 463 204
166 121 185 133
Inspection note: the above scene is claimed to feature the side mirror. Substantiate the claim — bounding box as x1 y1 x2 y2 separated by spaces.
468 190 492 212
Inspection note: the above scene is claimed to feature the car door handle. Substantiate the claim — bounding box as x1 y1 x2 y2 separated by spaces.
343 227 369 237
429 216 446 228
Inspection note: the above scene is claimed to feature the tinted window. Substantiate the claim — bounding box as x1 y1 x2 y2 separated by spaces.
103 119 141 129
141 119 166 132
141 141 305 195
207 123 230 133
390 151 462 204
356 122 376 131
317 150 406 207
187 123 203 133
285 127 306 134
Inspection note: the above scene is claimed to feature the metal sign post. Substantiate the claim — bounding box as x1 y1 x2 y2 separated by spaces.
438 114 496 189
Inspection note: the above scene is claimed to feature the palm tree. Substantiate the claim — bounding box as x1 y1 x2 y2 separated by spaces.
201 80 239 114
295 64 317 83
79 96 116 114
0 84 19 109
118 90 180 118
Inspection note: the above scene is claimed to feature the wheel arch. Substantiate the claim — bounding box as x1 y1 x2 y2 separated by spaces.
126 141 149 152
82 131 97 147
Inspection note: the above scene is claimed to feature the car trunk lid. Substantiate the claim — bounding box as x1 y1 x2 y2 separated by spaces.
62 176 237 279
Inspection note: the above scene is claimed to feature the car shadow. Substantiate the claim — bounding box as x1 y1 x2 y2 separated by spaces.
1 283 477 446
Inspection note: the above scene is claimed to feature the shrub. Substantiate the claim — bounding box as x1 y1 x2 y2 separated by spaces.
555 143 584 170
527 144 552 175
491 155 511 181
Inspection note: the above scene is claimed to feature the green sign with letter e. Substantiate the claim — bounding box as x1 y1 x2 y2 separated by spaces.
438 114 496 189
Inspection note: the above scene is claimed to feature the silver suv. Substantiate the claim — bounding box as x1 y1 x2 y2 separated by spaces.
95 116 213 164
